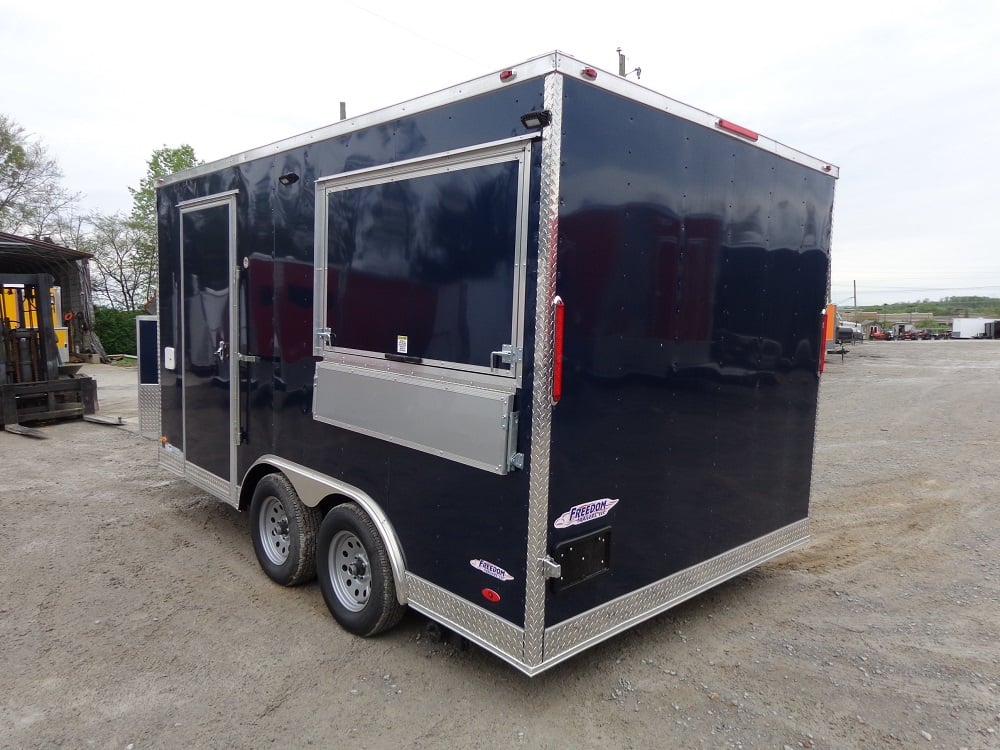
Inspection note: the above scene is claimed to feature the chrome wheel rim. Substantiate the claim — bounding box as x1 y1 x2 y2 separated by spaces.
329 530 371 612
258 495 290 566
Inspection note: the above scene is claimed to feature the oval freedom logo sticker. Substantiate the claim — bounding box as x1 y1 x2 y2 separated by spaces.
469 559 514 581
554 498 619 529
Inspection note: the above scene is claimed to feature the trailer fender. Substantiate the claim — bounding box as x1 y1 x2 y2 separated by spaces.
242 455 408 605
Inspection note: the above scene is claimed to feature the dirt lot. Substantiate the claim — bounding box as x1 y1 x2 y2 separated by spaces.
1 342 998 749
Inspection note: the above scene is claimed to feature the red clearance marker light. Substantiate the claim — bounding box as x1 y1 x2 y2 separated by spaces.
499 70 516 82
717 118 759 141
552 296 565 404
482 588 501 603
581 67 598 80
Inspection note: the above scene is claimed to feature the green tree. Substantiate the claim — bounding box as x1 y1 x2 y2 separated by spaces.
0 114 80 236
128 144 200 245
80 213 150 311
121 145 200 308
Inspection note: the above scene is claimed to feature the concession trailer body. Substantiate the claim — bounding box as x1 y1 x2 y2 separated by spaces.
154 51 838 675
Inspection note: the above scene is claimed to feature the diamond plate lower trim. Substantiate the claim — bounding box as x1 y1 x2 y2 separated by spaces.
186 462 233 505
405 574 525 666
138 384 160 439
158 445 184 477
543 519 811 667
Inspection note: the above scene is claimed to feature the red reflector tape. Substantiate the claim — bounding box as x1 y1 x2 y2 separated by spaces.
552 296 565 403
717 118 759 141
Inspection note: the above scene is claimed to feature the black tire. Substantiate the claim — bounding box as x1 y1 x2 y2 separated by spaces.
316 503 405 637
249 473 320 586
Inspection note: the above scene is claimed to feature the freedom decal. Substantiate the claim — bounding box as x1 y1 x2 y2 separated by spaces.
554 498 620 529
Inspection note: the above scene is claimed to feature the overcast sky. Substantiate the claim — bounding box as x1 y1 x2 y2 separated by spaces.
2 0 997 306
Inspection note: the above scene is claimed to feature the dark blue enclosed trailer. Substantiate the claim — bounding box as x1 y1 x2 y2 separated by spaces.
153 51 837 675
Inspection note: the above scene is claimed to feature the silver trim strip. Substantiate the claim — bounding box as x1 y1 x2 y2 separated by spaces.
522 72 564 669
550 52 838 177
319 350 518 394
405 575 525 667
157 56 561 188
411 518 810 676
176 189 240 208
157 51 835 190
540 520 811 672
158 444 185 477
245 455 409 604
186 461 236 508
313 133 538 187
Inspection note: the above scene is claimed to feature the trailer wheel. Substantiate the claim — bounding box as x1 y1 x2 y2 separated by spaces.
250 474 320 586
316 503 404 637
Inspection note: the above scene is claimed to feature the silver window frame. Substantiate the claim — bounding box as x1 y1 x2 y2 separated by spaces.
313 135 536 386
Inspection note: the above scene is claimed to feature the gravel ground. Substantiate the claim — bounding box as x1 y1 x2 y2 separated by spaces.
1 342 998 749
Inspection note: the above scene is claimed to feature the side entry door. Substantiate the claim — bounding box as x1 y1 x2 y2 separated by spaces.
179 192 238 502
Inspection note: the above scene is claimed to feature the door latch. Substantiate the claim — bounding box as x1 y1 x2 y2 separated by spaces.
490 344 521 372
538 556 562 579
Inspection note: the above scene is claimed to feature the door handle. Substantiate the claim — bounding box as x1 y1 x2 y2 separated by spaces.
214 339 227 361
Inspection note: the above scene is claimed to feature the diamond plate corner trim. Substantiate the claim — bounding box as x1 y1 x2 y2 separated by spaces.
184 462 236 507
543 519 811 665
405 574 526 665
138 385 161 439
522 71 565 668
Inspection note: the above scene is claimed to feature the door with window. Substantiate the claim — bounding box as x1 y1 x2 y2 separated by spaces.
180 192 237 496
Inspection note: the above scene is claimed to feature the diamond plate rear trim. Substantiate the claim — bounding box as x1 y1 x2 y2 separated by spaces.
543 520 810 664
406 574 525 664
522 71 564 669
138 384 160 439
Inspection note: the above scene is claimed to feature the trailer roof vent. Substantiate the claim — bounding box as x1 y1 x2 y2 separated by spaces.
716 119 759 142
581 67 598 80
499 69 516 82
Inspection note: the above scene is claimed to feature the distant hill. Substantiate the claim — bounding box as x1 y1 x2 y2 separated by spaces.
841 296 1000 317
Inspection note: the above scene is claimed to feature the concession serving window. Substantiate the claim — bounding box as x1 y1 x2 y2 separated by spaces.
311 136 535 474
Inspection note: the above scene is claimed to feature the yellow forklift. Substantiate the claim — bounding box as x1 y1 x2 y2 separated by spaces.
0 273 96 435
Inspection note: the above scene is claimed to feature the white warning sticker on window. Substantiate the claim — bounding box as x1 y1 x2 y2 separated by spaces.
396 335 408 354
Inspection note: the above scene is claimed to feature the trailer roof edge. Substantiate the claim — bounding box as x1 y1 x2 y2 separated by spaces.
157 50 838 188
